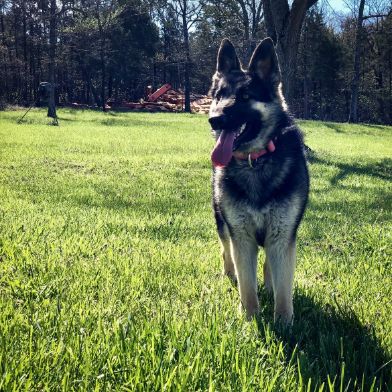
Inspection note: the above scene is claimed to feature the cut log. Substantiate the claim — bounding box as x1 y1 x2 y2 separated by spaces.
148 83 172 102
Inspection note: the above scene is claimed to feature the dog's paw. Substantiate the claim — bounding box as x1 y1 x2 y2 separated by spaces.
274 308 294 327
239 298 259 321
245 305 259 321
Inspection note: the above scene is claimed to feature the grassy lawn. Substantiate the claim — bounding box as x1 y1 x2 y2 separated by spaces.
0 109 391 391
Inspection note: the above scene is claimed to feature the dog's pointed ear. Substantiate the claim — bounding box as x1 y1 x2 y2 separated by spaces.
217 39 241 74
248 38 281 85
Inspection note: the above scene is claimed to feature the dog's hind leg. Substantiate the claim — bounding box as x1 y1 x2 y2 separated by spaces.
265 239 296 325
230 236 259 319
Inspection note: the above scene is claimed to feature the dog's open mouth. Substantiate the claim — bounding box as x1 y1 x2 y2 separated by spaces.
211 123 247 167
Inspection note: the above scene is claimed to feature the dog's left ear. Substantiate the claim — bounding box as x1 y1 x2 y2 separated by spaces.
217 38 241 74
248 38 281 86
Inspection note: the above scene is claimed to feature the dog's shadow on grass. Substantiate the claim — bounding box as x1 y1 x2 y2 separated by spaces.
255 289 391 390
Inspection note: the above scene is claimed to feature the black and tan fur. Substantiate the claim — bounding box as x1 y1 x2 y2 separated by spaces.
209 38 309 324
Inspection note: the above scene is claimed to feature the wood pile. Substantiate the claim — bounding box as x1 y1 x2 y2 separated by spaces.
107 87 212 113
191 96 212 114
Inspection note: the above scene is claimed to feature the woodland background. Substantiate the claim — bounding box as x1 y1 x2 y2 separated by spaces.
0 0 391 124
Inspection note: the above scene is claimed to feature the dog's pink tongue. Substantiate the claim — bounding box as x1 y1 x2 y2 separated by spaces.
211 130 236 167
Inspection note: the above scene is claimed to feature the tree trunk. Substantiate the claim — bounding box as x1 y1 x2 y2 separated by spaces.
13 4 19 101
90 80 101 107
22 3 28 103
262 0 276 42
181 1 191 113
374 51 384 122
0 7 7 101
96 5 107 112
29 19 34 103
262 0 317 106
348 0 365 123
303 18 309 119
48 0 57 121
237 0 251 60
277 42 302 105
100 44 106 112
108 74 113 99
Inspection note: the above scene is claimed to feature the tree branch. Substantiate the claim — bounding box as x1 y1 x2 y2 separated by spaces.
362 11 391 20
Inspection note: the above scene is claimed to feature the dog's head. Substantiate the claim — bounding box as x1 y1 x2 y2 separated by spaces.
209 38 287 167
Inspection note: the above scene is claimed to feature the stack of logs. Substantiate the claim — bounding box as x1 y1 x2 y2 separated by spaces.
108 88 212 113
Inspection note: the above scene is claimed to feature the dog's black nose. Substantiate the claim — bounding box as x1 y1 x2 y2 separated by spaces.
209 115 227 130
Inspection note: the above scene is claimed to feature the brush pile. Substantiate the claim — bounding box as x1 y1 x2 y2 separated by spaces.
107 86 212 113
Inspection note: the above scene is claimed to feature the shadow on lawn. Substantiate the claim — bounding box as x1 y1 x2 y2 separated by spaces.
307 190 392 225
308 153 392 184
321 122 344 133
319 121 388 134
363 124 387 130
57 113 171 128
64 182 212 241
255 290 391 391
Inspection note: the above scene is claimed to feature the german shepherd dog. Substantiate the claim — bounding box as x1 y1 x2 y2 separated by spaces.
209 38 309 325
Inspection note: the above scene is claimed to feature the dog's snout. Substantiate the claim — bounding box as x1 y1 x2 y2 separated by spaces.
209 115 227 130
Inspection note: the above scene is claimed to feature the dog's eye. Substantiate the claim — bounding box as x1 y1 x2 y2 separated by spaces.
242 93 249 100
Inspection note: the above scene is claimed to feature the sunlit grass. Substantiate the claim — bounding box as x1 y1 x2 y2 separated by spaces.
0 109 391 391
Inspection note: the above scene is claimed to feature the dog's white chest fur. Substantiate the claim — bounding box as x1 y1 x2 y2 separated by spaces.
214 168 267 236
214 166 301 243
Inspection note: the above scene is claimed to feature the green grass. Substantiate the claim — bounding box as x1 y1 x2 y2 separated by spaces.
0 109 391 391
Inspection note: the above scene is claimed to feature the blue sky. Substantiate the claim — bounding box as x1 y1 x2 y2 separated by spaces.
327 0 349 12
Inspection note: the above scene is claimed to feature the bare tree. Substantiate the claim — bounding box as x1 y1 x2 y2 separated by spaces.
348 0 391 122
170 0 202 113
94 0 117 112
262 0 318 105
348 0 365 123
47 0 88 119
206 0 264 62
236 0 264 59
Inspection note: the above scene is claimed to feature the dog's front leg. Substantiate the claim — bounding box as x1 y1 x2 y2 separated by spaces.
265 239 296 325
230 236 259 319
217 223 237 283
263 258 273 294
220 237 237 283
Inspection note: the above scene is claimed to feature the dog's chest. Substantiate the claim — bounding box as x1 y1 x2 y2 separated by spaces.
214 168 269 236
226 198 267 232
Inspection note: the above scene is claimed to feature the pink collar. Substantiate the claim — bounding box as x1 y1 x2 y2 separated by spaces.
233 140 276 167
